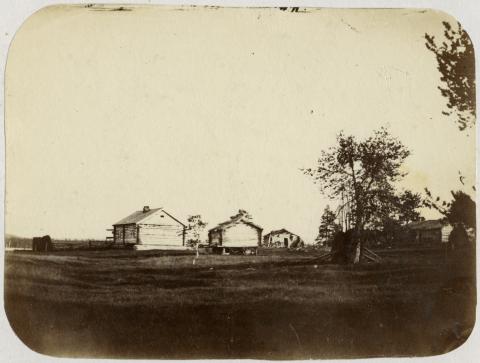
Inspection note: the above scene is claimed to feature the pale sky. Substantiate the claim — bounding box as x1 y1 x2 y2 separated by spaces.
5 5 476 242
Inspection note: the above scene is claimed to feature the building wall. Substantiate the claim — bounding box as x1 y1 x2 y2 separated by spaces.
414 225 453 244
138 224 184 247
209 230 222 245
222 222 260 247
114 226 122 243
441 225 453 243
266 232 304 248
114 224 137 244
141 210 178 225
418 229 440 243
268 232 295 247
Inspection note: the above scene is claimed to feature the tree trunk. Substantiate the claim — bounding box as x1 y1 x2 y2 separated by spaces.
350 221 364 264
353 242 361 264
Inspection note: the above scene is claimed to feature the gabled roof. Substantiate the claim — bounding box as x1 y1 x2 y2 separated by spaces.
264 228 297 238
113 208 162 225
406 219 448 231
209 211 262 233
113 208 186 227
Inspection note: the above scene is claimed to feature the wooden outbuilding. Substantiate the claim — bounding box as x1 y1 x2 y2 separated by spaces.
406 219 453 244
263 229 304 248
112 206 186 250
32 235 53 252
208 210 262 254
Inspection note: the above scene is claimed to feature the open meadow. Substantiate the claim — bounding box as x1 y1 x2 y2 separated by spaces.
4 247 476 359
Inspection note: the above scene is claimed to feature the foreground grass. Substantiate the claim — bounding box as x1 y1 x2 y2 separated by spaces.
4 248 476 359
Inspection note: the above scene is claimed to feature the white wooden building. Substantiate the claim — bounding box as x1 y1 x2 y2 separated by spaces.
263 229 304 248
112 206 186 250
208 210 262 252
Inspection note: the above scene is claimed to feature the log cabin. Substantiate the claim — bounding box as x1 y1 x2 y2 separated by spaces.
208 210 262 254
406 219 453 244
112 206 186 250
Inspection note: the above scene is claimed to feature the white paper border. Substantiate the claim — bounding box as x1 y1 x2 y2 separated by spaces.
1 1 478 363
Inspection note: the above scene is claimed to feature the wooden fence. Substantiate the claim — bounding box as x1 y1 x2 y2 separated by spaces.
5 237 112 252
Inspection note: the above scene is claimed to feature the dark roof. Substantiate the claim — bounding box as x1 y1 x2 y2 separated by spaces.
406 219 447 231
209 212 262 233
113 208 185 227
264 229 298 238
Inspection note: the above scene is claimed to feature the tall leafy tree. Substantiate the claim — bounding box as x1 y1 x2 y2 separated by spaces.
425 21 475 131
373 189 422 245
449 191 476 229
302 128 410 263
397 190 423 225
316 205 340 245
186 215 208 247
363 183 398 229
424 189 475 229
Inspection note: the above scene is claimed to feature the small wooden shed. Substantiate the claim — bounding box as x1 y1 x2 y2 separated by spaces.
406 219 453 244
263 229 304 248
208 210 262 253
113 206 186 250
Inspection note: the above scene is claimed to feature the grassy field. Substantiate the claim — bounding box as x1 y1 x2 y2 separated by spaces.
4 246 476 359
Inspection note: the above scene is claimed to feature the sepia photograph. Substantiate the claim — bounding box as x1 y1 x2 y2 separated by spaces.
2 3 477 360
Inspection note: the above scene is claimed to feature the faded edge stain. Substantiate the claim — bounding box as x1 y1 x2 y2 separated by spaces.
85 4 133 12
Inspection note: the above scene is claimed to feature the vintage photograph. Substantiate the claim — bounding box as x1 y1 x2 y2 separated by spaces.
3 4 476 359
